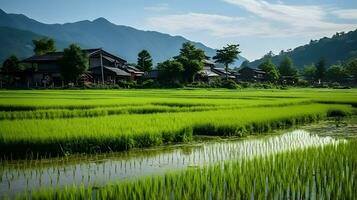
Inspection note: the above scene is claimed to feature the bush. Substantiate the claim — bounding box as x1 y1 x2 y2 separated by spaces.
140 79 160 88
222 79 239 89
117 80 137 88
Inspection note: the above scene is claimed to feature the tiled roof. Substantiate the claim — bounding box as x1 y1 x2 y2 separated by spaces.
104 66 131 76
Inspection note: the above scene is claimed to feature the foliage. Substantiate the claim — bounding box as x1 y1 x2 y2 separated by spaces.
1 55 20 73
345 57 357 83
137 49 153 72
315 58 326 82
258 58 280 82
278 55 297 77
157 60 184 85
32 37 56 55
326 64 347 83
174 42 206 83
249 29 357 69
60 44 89 83
213 44 241 79
302 64 316 81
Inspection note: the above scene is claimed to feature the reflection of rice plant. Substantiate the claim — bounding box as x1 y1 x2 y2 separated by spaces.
14 140 355 199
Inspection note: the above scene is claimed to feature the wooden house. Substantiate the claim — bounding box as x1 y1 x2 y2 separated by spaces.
237 67 266 82
21 48 143 86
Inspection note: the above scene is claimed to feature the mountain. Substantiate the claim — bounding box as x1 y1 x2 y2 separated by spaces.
0 26 73 63
249 29 357 69
0 9 246 65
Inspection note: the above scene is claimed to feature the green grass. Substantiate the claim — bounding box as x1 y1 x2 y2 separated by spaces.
14 139 357 200
0 88 356 158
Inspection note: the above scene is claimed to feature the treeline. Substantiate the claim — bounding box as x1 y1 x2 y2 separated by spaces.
249 52 357 87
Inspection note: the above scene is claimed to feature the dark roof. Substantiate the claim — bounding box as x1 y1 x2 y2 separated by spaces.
103 66 131 76
22 52 63 62
21 48 126 63
238 67 266 74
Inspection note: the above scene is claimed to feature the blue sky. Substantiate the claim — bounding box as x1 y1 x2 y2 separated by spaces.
1 0 357 60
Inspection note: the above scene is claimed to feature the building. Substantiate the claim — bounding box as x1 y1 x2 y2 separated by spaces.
21 48 143 86
197 60 220 82
237 67 266 82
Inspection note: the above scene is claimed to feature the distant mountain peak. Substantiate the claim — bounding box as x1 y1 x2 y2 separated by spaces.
0 9 247 65
92 17 110 24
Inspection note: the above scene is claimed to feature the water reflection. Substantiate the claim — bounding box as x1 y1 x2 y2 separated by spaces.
1 129 345 197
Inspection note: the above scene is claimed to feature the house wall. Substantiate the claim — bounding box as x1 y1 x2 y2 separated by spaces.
89 57 100 68
37 63 61 73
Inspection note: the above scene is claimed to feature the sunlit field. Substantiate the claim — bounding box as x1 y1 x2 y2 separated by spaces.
1 88 357 199
0 88 356 158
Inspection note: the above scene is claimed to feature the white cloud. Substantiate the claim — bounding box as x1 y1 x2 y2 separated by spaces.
146 13 249 37
223 0 326 26
331 9 357 20
144 3 169 12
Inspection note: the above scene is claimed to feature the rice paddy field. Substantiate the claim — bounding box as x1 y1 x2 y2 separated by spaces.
0 88 357 199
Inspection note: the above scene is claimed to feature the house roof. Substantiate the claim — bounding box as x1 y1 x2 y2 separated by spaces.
212 68 236 78
238 67 266 74
199 67 219 77
21 48 126 63
104 66 131 76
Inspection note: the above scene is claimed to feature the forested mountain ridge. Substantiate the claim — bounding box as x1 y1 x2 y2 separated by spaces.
0 9 246 65
249 29 357 69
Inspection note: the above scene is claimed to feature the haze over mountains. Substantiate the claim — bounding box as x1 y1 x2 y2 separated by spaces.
0 9 246 65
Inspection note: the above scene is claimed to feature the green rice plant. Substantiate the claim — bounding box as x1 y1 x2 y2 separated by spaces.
12 140 356 200
0 103 353 158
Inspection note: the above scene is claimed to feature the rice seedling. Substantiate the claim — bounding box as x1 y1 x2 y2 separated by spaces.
8 139 355 200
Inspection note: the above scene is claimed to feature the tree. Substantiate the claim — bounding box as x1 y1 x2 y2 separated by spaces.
278 56 297 77
1 55 20 73
213 44 241 79
60 44 89 83
137 50 153 72
157 60 184 85
32 37 56 55
315 58 326 83
258 59 280 83
345 57 357 83
302 64 317 81
174 42 205 83
326 65 347 83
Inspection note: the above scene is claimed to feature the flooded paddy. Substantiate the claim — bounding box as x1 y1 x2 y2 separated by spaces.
1 118 356 198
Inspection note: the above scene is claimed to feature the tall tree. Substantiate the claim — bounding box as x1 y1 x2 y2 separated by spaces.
258 59 280 83
213 44 241 79
174 42 205 83
157 60 184 85
32 37 56 55
1 55 20 73
315 58 326 83
137 50 153 72
302 64 317 81
345 57 357 83
278 56 297 77
60 44 89 83
326 64 347 83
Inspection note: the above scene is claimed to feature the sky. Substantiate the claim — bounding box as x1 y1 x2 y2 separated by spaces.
1 0 357 61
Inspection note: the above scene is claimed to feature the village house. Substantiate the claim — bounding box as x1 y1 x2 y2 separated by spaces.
237 67 266 82
21 48 143 86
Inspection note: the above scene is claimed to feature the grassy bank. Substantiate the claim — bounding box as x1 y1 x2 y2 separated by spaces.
13 139 356 200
